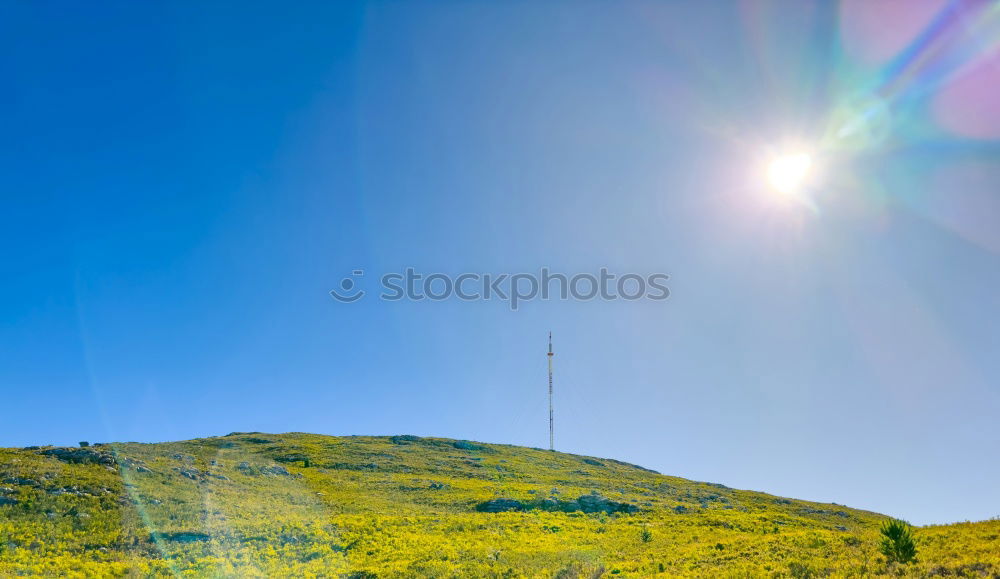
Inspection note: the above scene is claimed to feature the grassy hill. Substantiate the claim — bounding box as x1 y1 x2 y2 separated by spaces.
0 432 997 577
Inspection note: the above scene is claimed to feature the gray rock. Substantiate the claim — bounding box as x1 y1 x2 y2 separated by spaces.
119 456 150 472
177 467 201 480
477 494 641 515
576 493 639 514
476 498 524 512
3 477 39 487
541 497 560 509
259 465 290 476
0 497 18 506
558 500 581 512
40 447 115 466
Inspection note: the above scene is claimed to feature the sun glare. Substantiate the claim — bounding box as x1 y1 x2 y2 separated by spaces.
766 152 813 195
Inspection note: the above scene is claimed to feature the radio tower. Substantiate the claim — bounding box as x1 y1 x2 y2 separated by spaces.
548 331 554 451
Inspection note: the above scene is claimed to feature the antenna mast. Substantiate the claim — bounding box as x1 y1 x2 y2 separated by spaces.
548 331 554 451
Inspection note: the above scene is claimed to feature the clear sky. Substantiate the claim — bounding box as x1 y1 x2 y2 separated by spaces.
3 1 999 526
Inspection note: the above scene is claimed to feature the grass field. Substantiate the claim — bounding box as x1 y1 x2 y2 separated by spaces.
0 432 997 577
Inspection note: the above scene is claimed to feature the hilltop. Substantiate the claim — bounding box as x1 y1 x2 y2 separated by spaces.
0 432 997 577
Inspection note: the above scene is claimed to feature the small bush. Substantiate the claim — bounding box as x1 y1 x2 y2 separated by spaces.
788 561 815 578
879 519 917 564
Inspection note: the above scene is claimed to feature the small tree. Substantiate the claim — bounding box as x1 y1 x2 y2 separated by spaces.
879 519 917 564
640 526 652 543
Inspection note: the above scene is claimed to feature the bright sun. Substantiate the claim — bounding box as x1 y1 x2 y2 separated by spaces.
766 152 812 195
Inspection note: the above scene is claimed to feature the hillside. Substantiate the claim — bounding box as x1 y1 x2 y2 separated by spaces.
0 433 997 577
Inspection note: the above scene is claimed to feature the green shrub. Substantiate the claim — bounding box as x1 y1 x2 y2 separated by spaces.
788 561 815 578
879 519 917 564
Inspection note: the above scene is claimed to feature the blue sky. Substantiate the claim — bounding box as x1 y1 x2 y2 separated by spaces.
2 1 999 526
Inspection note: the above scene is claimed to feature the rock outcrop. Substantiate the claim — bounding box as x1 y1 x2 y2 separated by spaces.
476 493 640 514
39 447 116 466
476 498 525 512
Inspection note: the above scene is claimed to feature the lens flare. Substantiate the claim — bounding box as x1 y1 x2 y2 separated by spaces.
766 152 813 195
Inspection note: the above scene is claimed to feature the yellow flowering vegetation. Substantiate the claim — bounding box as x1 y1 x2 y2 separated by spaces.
0 433 997 577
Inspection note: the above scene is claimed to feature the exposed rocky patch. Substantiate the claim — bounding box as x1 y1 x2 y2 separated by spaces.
45 485 112 497
477 493 640 514
3 477 40 487
235 462 290 476
39 447 116 466
259 465 290 476
171 466 230 482
151 531 210 543
175 467 201 481
799 507 850 518
476 498 524 513
119 456 151 472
